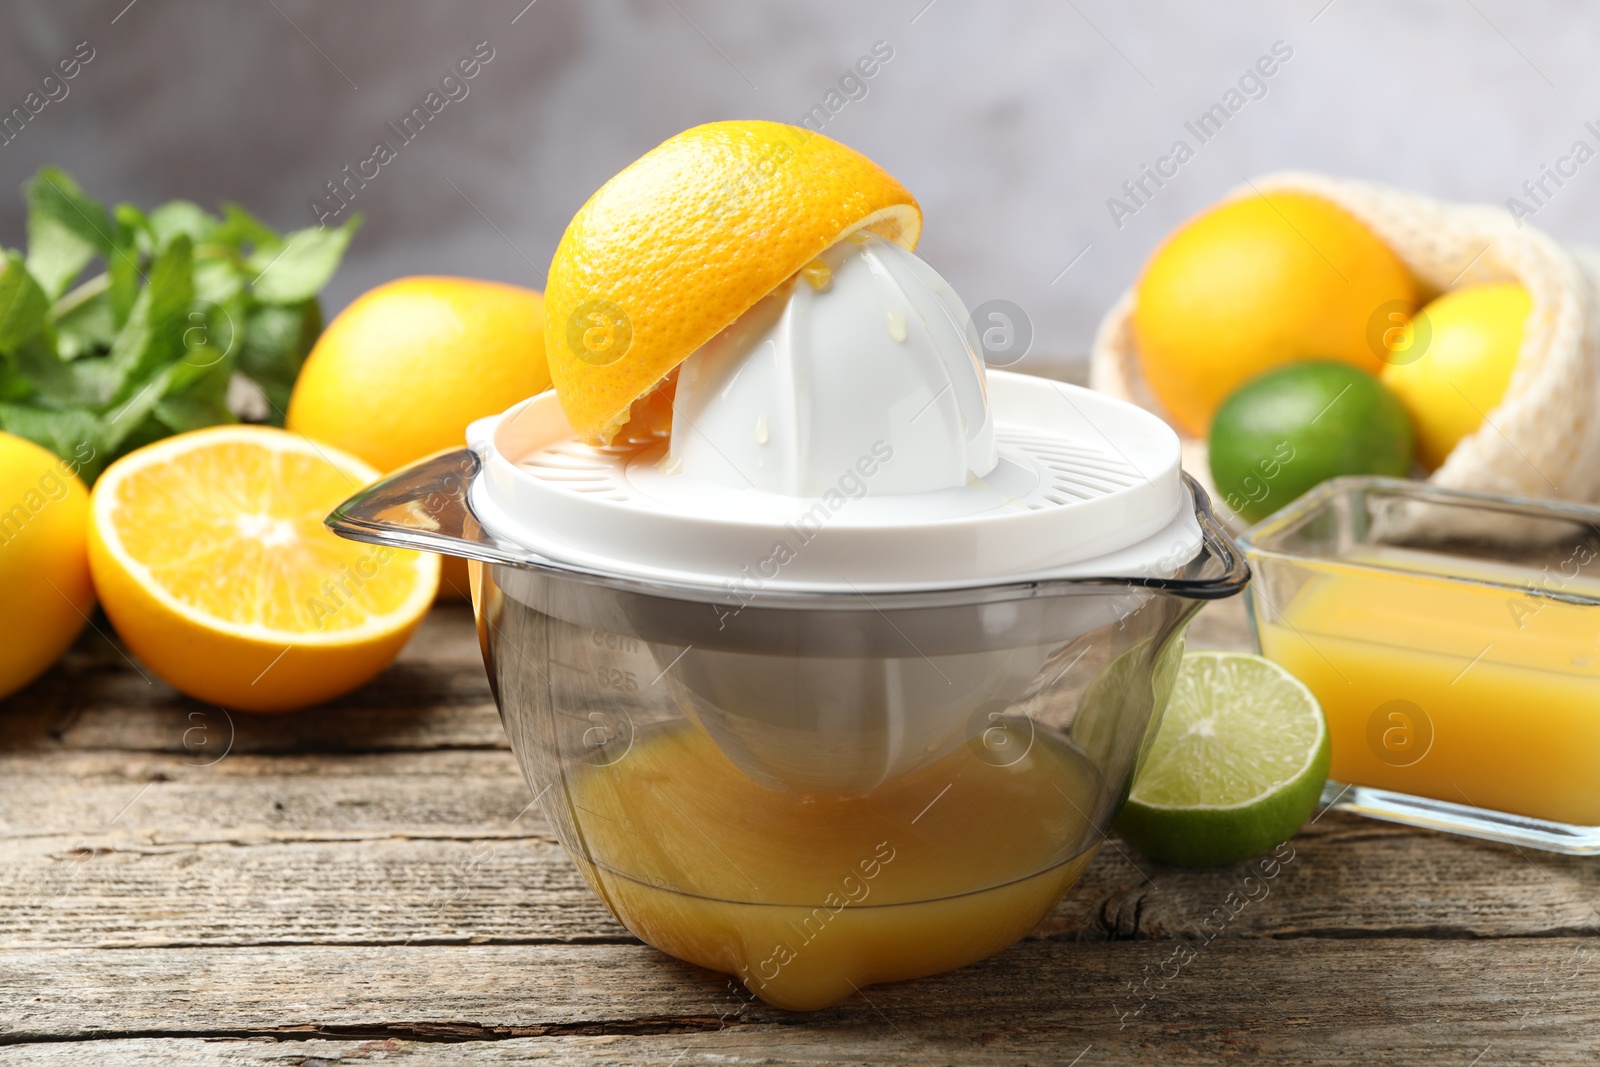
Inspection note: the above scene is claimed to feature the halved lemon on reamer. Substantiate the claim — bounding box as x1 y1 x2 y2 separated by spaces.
88 426 440 712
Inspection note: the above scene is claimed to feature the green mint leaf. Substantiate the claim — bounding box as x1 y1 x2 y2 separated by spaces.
24 167 114 299
114 204 147 226
103 236 194 406
153 355 235 434
164 347 233 396
248 216 359 305
193 256 244 305
154 389 237 434
213 203 281 254
54 284 116 361
0 365 30 403
104 214 149 332
238 300 320 421
101 362 182 449
114 203 152 256
107 242 142 329
0 403 109 479
107 346 235 451
148 200 218 248
0 252 51 354
68 357 120 407
11 331 85 406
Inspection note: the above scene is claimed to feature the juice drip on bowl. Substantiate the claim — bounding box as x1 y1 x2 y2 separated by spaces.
563 719 1104 1010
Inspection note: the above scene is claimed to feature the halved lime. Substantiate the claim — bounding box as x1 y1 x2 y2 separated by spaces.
1113 651 1329 867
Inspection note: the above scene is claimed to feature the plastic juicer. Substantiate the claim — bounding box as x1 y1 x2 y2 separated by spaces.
327 228 1248 1010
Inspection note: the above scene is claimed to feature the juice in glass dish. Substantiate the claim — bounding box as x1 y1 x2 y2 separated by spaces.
1242 477 1600 852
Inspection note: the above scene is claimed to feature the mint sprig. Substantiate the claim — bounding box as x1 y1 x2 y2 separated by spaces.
0 166 359 481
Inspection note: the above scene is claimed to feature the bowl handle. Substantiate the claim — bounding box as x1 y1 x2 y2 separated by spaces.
323 447 552 567
1132 473 1252 601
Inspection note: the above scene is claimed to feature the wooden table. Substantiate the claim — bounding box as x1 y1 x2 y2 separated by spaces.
2 599 1597 1065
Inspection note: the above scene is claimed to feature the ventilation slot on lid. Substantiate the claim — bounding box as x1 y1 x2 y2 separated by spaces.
995 426 1146 512
517 440 632 501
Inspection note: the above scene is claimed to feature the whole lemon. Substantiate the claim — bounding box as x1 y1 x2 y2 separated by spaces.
1134 192 1417 437
0 432 95 700
1379 283 1530 471
288 276 549 597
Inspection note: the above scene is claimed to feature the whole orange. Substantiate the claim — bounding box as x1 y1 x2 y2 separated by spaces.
1133 192 1416 437
288 276 549 597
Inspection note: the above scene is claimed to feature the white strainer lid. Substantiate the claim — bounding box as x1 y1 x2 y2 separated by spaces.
468 371 1196 593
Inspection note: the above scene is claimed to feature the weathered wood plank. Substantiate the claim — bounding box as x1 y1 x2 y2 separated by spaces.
0 940 1596 1064
0 835 626 949
0 1026 1594 1067
4 728 1596 948
0 750 535 841
0 607 502 757
3 812 1596 950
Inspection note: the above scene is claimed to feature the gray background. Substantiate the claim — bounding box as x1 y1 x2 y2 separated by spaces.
1 0 1594 368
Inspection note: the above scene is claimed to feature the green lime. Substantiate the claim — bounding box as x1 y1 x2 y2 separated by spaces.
1208 361 1412 523
1113 651 1329 868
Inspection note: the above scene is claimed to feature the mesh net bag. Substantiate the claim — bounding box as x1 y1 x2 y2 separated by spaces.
1090 171 1600 539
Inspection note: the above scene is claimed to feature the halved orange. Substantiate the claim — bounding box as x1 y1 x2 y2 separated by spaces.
88 426 439 712
546 120 922 444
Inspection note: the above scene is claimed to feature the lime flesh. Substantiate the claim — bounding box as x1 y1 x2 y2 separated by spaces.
1114 651 1329 867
